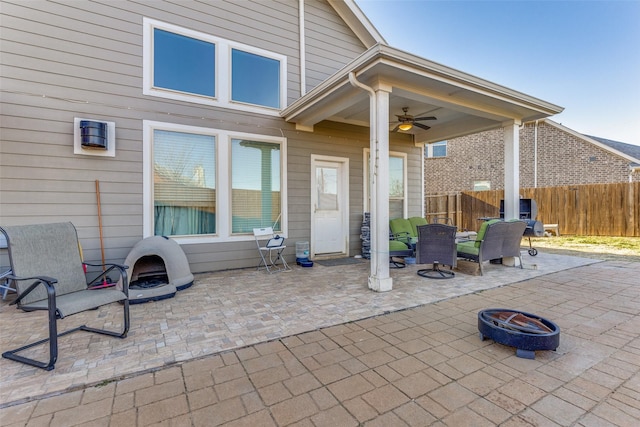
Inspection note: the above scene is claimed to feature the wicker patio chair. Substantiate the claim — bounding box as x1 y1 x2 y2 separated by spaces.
456 219 527 275
416 224 457 279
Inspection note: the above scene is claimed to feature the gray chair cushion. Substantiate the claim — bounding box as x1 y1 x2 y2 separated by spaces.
21 288 127 318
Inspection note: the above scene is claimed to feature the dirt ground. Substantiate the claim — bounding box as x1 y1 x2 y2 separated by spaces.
526 236 640 262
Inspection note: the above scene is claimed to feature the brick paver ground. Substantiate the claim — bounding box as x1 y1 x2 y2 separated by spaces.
1 259 638 426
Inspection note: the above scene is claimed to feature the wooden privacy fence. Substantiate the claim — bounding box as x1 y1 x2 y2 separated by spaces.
424 192 463 226
426 182 640 237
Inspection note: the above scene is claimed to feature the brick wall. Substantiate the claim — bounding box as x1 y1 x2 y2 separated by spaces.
424 121 638 194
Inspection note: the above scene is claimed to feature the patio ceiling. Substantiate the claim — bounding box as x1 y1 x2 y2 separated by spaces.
282 44 563 143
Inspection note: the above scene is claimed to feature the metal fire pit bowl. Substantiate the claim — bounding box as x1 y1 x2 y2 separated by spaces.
478 308 560 359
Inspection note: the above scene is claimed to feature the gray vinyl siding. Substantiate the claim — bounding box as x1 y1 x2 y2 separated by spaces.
0 0 400 274
279 121 421 261
304 1 368 91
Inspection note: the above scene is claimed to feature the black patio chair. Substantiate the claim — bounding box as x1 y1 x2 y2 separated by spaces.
416 224 457 279
0 222 130 370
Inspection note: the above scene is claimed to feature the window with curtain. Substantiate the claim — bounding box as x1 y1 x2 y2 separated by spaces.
231 139 281 233
145 121 287 241
153 130 216 236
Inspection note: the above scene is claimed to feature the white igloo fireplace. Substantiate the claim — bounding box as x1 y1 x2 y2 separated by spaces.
119 236 194 304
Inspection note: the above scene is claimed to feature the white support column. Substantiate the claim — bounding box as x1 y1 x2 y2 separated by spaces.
503 121 521 220
368 86 393 292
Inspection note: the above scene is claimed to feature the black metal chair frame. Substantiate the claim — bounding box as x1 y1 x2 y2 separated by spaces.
389 233 414 268
1 223 130 370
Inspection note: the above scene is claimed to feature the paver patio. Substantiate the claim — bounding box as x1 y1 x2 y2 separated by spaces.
1 253 639 426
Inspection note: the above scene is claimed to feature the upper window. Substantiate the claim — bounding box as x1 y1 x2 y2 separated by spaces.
231 49 280 108
153 29 216 97
426 140 447 158
144 121 287 243
144 18 286 113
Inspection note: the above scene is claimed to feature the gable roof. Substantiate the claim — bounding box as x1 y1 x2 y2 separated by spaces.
541 120 640 167
586 135 640 166
305 2 561 143
328 0 386 47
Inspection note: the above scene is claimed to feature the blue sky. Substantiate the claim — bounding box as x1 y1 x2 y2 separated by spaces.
355 0 640 146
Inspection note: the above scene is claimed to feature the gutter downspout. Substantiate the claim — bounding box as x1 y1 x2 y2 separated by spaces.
299 0 306 96
534 120 538 188
348 72 392 292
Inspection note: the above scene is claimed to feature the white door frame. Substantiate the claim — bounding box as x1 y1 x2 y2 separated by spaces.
310 154 349 258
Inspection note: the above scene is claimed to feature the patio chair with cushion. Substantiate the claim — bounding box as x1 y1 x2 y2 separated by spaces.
391 216 453 246
389 217 417 247
0 222 130 370
456 219 527 275
416 224 457 279
408 216 428 238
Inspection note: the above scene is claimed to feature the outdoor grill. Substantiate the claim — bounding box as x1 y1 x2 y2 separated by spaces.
500 199 544 256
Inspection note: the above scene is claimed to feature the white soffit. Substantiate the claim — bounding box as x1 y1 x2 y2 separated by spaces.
283 44 564 142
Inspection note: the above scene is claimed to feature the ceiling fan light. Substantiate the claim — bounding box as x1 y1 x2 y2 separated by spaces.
398 122 413 131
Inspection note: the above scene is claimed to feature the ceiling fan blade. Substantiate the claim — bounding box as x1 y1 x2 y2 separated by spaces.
413 116 437 121
391 124 401 132
414 122 431 131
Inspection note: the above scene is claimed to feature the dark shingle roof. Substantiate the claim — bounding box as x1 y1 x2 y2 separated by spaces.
586 135 640 165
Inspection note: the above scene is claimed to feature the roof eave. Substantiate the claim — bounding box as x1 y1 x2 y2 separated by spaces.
283 44 564 125
327 0 386 47
375 45 564 118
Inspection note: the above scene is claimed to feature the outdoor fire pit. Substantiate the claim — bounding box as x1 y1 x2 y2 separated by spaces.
478 308 560 359
118 236 194 304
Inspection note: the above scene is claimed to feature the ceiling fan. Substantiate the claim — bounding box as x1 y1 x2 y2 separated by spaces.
391 107 436 132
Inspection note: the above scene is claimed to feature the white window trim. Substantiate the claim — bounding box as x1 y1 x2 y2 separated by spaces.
143 18 287 115
362 148 408 217
143 120 287 244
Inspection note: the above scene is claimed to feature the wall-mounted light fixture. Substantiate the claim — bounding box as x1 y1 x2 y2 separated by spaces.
73 118 116 157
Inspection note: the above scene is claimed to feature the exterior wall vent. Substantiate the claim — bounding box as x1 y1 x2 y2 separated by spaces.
73 117 116 157
80 120 108 149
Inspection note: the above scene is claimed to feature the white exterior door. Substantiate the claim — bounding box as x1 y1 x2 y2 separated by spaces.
311 156 349 256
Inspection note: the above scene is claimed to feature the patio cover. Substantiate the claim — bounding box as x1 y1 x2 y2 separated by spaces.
282 43 563 292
